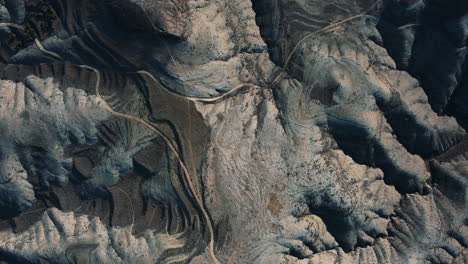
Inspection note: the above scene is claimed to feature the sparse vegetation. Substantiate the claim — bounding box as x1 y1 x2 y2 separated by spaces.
6 0 57 51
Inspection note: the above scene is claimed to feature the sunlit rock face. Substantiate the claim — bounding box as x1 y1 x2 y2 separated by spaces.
0 0 466 263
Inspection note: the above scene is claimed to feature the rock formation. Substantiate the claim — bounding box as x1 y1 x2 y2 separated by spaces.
0 0 466 263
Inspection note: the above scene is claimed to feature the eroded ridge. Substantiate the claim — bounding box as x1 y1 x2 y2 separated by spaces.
0 0 467 263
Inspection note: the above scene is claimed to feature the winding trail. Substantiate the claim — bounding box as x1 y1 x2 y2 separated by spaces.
32 13 376 102
269 14 377 88
79 64 220 264
34 38 62 60
137 70 260 103
0 23 24 30
4 8 382 261
31 33 221 263
138 13 377 98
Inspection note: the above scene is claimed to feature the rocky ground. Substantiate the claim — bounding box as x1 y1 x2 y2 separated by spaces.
0 0 466 263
